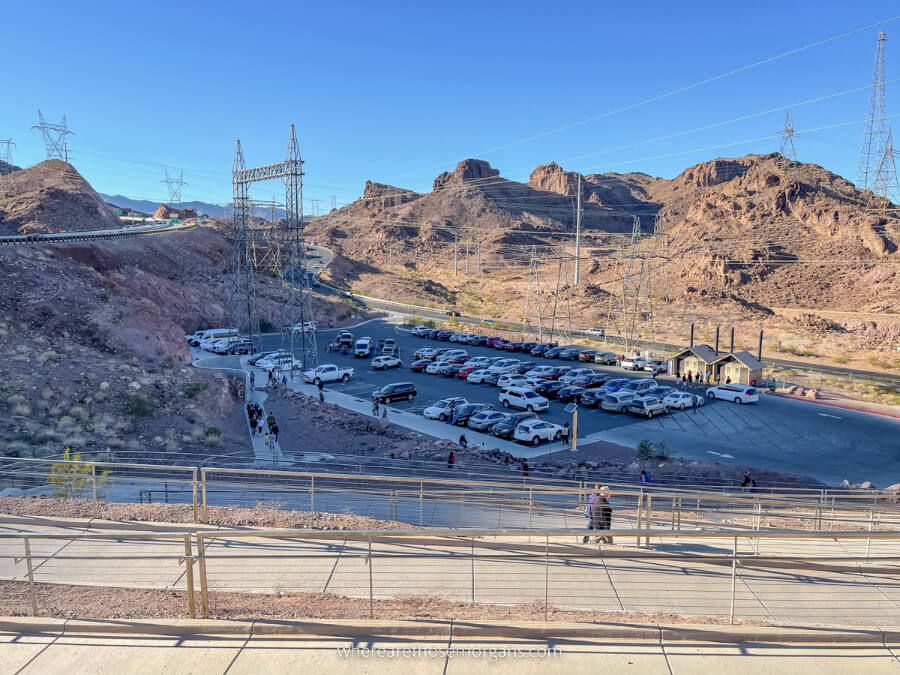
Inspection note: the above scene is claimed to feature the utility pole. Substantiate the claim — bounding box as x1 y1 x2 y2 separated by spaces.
868 128 899 214
311 199 321 217
32 111 73 162
574 173 583 285
521 246 544 341
330 194 337 211
161 169 187 205
859 31 889 190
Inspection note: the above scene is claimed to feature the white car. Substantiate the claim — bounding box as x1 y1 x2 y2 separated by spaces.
585 327 606 337
463 356 492 368
559 368 595 383
411 325 431 336
643 360 667 375
706 384 760 404
488 359 520 374
663 392 704 410
291 321 317 334
372 355 402 370
620 356 646 371
416 348 438 360
436 349 467 362
256 354 296 370
466 369 492 384
497 373 529 388
425 361 445 374
525 365 556 378
301 364 354 383
265 357 303 373
424 397 468 421
514 419 564 445
499 386 549 412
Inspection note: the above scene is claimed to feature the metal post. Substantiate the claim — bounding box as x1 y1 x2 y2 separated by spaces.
729 536 738 624
183 534 196 618
368 537 374 619
471 538 476 604
419 481 424 526
197 533 209 618
644 494 653 548
866 510 874 561
201 469 208 521
497 499 502 528
310 476 316 512
528 488 534 528
544 534 550 621
574 173 582 285
635 492 644 547
23 537 37 616
191 468 199 523
91 465 97 501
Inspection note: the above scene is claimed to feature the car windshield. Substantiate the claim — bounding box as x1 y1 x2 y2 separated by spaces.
523 391 540 398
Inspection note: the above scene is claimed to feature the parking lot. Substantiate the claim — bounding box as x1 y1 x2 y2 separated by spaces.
251 320 900 485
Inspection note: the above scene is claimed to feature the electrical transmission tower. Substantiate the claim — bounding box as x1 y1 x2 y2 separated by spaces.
0 138 14 166
868 128 899 214
230 124 317 372
330 195 337 211
32 111 73 162
778 111 798 179
548 252 574 344
618 216 654 354
520 246 545 341
161 169 187 205
858 31 889 190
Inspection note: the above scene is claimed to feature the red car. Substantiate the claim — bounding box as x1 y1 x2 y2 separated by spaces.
457 365 476 379
447 356 468 365
545 366 572 381
578 349 598 362
410 359 430 372
486 336 504 347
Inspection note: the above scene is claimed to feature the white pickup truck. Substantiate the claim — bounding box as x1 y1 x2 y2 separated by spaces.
302 364 354 385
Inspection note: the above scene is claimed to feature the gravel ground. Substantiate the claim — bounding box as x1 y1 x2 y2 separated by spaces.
0 497 411 530
0 581 744 626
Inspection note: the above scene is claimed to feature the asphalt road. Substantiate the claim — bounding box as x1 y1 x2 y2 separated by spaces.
256 319 900 486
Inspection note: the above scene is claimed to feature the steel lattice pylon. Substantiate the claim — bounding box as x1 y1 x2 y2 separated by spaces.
32 111 72 162
230 124 317 372
161 169 187 205
858 31 889 191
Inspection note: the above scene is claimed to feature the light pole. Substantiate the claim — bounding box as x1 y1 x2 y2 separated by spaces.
565 402 579 453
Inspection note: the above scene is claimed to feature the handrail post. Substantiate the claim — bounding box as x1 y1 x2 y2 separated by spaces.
544 534 550 621
644 494 653 548
183 534 196 618
310 476 316 513
368 536 374 619
419 481 424 526
866 510 875 562
635 492 644 547
91 465 98 501
528 488 534 529
729 536 737 625
201 468 208 521
197 532 209 618
191 467 198 523
23 537 37 616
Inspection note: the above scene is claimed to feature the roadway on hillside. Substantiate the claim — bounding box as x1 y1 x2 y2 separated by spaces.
255 319 900 486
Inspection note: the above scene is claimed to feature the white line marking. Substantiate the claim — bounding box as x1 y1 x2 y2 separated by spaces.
817 413 843 420
706 450 735 459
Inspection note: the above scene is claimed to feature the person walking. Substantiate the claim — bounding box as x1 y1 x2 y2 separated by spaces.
263 431 270 450
267 412 275 432
257 417 265 436
249 370 256 390
522 460 530 478
372 399 380 417
680 374 686 389
561 422 571 447
447 451 456 469
596 487 613 544
271 422 279 443
582 487 599 544
458 434 468 449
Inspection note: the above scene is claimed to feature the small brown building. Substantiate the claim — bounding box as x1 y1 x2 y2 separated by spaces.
711 351 765 386
669 344 718 382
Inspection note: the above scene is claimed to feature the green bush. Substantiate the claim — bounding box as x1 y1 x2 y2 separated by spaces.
123 395 155 418
637 440 655 461
182 381 208 399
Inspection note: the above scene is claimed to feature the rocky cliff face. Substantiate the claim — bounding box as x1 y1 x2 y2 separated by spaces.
363 180 420 211
433 159 500 191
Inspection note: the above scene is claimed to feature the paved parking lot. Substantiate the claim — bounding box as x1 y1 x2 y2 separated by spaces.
254 320 900 485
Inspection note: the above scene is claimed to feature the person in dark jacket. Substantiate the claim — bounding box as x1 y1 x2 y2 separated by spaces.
595 487 613 544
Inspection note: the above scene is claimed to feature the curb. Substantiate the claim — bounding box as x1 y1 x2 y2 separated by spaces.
765 391 900 419
2 617 898 644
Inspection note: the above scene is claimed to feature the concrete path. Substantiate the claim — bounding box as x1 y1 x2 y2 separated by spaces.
4 516 900 627
4 620 900 673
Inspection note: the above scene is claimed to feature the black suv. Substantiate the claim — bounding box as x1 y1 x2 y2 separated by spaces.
372 382 417 403
491 412 537 439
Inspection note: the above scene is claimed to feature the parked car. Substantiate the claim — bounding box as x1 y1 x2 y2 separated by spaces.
425 361 445 374
491 412 537 439
441 363 464 377
499 386 550 412
423 397 467 421
497 373 529 388
414 347 437 360
663 391 704 410
525 365 557 379
466 410 508 432
481 371 501 385
372 355 402 370
437 349 467 362
487 359 521 374
533 380 567 399
558 348 581 360
249 350 288 366
585 327 606 337
598 378 631 393
620 378 658 395
337 331 354 347
302 364 354 384
578 349 598 362
529 342 557 356
411 325 431 337
372 382 417 403
381 338 397 356
706 384 759 404
652 386 676 399
409 359 430 372
514 419 564 445
628 395 668 418
601 392 638 412
544 366 572 381
544 346 566 359
257 354 299 371
513 362 536 375
291 321 317 334
468 335 489 347
573 372 610 388
557 386 586 403
435 330 453 341
451 402 492 426
643 360 667 375
456 365 477 379
354 337 373 357
559 367 595 383
579 389 605 408
463 356 492 368
620 356 646 371
593 351 618 365
466 369 492 384
228 339 254 355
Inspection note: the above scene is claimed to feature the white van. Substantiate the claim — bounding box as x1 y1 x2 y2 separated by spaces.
188 328 238 347
354 337 373 358
499 386 549 412
382 338 397 356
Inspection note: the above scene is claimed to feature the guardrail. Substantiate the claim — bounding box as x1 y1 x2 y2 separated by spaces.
5 527 900 625
3 457 899 535
0 220 198 246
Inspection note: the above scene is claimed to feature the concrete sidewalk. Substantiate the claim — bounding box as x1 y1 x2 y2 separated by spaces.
4 618 900 673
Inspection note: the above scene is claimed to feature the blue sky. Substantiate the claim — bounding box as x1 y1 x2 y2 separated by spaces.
2 1 898 209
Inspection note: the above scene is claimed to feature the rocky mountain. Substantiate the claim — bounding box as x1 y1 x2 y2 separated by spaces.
0 160 123 235
307 153 899 313
101 194 290 221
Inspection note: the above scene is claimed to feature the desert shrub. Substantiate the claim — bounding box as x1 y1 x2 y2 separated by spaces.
123 395 155 418
37 350 60 364
637 440 655 461
203 427 223 446
182 381 208 399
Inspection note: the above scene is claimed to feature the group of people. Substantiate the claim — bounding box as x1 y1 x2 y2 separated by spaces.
246 402 279 452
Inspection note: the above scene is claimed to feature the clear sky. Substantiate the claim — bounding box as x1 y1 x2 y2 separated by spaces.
2 1 898 209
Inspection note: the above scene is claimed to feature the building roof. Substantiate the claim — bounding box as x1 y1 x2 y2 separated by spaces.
670 344 719 364
716 350 765 371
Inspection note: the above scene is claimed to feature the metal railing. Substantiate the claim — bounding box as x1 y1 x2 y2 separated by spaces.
4 527 900 626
